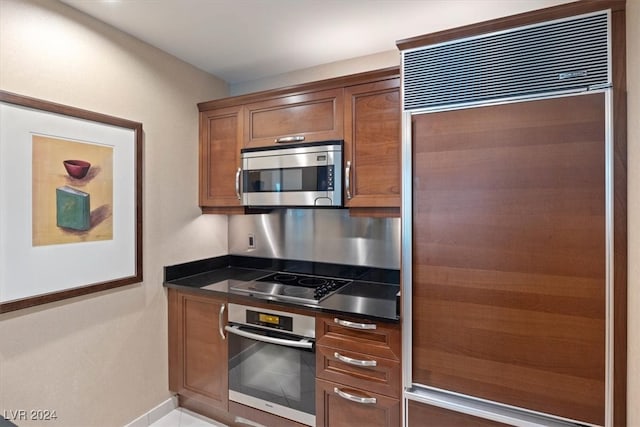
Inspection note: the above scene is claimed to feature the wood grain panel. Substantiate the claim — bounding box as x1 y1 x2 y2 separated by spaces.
243 88 343 148
611 7 628 427
407 400 510 427
199 106 243 209
316 314 401 361
180 292 228 410
316 345 401 398
411 93 606 425
316 378 400 427
344 78 401 208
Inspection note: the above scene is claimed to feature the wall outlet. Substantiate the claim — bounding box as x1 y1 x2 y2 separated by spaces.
248 233 255 249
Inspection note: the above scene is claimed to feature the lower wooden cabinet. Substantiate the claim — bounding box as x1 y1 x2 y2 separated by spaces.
316 313 401 427
168 289 228 411
316 378 400 427
407 401 510 427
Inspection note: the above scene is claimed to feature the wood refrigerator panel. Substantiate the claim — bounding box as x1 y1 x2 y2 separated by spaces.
411 93 606 426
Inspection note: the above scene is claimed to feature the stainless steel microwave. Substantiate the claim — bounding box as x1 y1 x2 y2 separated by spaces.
240 140 343 207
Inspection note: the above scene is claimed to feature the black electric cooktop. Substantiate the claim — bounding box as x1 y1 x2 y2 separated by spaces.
230 272 352 304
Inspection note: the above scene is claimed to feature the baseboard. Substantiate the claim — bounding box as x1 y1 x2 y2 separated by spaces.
123 396 178 427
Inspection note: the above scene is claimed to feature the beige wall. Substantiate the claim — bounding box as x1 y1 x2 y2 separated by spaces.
0 0 229 426
1 0 638 426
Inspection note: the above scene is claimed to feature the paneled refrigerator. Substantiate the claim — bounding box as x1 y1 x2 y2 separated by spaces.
399 3 627 427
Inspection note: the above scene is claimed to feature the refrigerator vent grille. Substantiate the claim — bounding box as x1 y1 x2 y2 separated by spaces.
403 12 609 110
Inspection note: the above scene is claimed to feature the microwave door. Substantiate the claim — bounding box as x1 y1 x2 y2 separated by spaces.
242 151 334 207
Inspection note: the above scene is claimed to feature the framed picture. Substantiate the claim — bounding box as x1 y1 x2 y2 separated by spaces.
0 90 143 313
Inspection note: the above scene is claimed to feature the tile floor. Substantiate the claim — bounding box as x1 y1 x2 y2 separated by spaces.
149 408 227 427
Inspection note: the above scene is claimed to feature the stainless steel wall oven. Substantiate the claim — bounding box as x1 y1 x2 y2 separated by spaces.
225 303 316 426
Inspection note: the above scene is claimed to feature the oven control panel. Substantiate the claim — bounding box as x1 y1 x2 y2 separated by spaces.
247 309 293 332
227 303 316 339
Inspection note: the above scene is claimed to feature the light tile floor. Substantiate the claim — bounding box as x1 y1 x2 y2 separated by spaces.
149 408 227 427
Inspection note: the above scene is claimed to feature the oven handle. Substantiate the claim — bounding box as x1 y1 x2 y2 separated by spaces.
224 325 314 349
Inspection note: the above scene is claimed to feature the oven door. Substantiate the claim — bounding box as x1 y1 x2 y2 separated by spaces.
226 324 316 426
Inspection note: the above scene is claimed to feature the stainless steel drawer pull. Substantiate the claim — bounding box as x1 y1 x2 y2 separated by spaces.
334 352 377 367
275 135 305 143
333 387 377 404
334 317 377 330
218 304 226 340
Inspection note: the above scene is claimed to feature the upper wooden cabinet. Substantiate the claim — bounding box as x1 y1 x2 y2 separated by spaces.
243 88 343 149
343 78 401 211
199 106 244 214
197 67 400 215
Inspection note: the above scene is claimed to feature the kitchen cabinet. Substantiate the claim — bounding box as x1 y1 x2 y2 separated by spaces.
199 106 244 214
316 379 400 427
407 401 510 427
316 313 400 427
343 78 401 214
197 67 400 215
243 88 343 149
168 289 228 411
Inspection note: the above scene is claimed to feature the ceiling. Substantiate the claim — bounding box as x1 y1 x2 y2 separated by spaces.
59 0 574 85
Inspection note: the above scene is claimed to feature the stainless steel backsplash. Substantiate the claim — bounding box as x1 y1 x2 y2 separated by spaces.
228 209 400 269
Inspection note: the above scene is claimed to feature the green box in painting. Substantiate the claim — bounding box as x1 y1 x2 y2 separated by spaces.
56 186 90 231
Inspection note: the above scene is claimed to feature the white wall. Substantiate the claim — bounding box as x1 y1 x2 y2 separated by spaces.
0 0 229 425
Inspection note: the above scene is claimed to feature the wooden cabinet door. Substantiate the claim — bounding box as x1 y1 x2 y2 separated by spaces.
316 314 401 361
344 78 400 210
243 88 343 149
316 379 400 427
199 106 243 211
411 93 606 425
407 401 510 427
168 289 228 410
316 345 401 398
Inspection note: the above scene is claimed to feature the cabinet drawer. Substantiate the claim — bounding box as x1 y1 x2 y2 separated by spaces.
407 400 511 427
316 345 400 398
243 88 343 148
316 378 400 427
316 314 400 361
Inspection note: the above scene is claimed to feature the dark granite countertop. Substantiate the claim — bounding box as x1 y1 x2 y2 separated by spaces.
164 255 400 322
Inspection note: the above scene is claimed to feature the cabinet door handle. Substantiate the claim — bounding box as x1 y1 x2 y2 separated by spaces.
345 160 352 200
275 135 305 143
333 387 377 405
235 167 241 200
334 317 377 330
334 352 377 367
219 304 226 340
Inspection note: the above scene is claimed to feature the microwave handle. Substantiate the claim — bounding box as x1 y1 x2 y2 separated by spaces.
275 135 305 143
235 167 242 200
225 325 313 349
